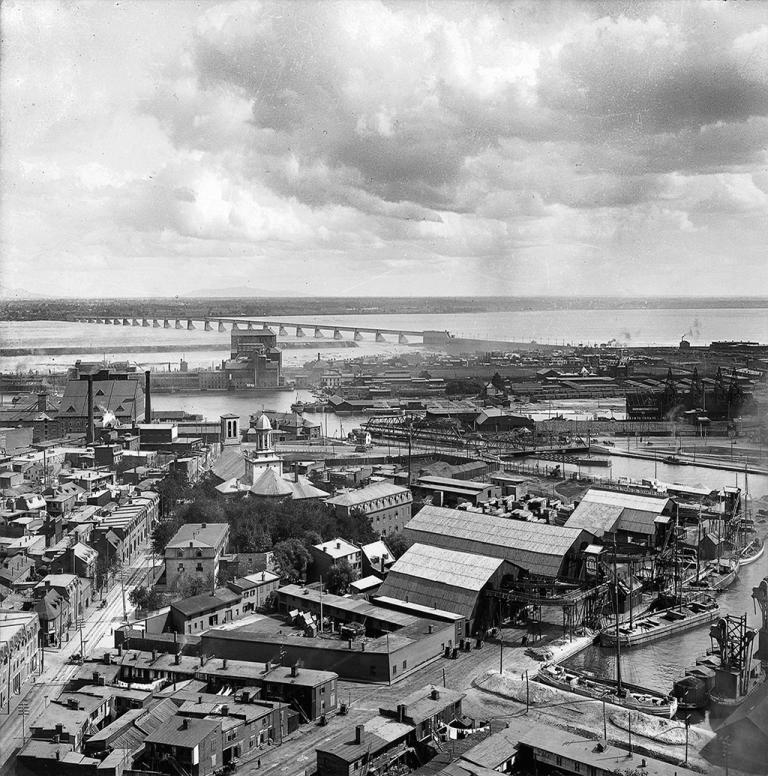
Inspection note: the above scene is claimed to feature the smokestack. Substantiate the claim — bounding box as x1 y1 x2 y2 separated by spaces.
355 724 365 744
144 370 152 423
86 375 94 445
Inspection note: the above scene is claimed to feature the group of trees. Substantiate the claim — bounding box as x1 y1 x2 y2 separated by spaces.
151 471 411 584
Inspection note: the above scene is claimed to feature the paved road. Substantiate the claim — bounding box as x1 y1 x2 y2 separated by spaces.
0 546 156 775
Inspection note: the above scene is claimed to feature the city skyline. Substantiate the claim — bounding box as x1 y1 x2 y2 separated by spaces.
2 0 768 299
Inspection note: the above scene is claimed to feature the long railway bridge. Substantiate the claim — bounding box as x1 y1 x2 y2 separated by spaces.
74 316 437 344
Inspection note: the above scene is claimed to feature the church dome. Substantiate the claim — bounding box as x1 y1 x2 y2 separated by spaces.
253 413 272 431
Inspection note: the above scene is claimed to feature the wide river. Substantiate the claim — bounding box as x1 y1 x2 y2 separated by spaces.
2 305 767 372
3 304 767 724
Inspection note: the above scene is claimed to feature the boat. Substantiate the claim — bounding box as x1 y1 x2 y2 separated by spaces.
599 596 720 649
738 537 765 566
663 455 683 465
577 457 612 467
671 664 717 710
687 558 740 592
535 663 678 718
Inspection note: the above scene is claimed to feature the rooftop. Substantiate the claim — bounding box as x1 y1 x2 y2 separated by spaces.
326 481 411 507
166 522 229 550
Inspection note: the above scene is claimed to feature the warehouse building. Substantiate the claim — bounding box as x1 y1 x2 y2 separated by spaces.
564 488 674 547
404 505 589 580
377 543 516 635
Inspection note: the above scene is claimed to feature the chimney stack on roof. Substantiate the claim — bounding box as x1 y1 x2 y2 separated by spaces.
86 375 95 445
355 724 365 745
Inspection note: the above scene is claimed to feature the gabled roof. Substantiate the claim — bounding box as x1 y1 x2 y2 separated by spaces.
249 467 294 497
565 488 672 537
405 505 586 578
59 378 142 418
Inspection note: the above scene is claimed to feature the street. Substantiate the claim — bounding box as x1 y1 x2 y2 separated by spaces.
0 545 156 775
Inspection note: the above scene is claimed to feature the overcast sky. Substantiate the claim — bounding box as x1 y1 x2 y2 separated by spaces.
2 0 767 298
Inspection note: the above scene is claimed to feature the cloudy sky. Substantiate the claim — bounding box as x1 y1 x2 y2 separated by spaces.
2 0 767 298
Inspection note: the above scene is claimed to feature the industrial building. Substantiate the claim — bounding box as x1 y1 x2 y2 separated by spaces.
404 505 589 580
377 543 516 634
564 488 674 547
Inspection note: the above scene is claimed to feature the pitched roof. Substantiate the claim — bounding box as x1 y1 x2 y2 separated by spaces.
144 717 220 748
404 505 586 578
377 543 506 617
170 588 240 617
249 467 294 497
326 481 411 507
59 378 142 418
565 488 672 537
166 523 228 550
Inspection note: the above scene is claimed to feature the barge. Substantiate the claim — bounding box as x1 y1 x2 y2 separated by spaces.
599 597 719 649
535 663 678 718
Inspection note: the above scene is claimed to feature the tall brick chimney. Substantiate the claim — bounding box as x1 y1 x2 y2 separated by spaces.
86 375 94 445
144 370 152 423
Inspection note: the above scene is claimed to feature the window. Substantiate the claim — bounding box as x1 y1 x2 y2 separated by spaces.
402 660 407 670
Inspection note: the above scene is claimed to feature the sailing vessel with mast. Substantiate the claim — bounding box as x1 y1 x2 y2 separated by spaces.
536 542 678 718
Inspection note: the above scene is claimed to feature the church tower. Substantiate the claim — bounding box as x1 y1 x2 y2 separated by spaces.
241 413 283 484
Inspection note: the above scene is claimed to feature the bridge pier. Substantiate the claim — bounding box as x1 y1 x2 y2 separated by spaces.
103 319 110 325
142 319 150 327
333 328 343 340
218 321 226 332
398 333 408 344
122 318 130 326
278 325 288 336
231 322 239 331
153 319 160 328
174 319 183 329
132 319 140 327
187 319 195 330
375 331 386 342
247 321 254 330
204 320 213 331
163 319 171 328
314 327 324 338
296 326 305 337
113 319 121 325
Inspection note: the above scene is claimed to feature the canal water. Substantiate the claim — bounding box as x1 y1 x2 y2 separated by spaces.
562 458 768 728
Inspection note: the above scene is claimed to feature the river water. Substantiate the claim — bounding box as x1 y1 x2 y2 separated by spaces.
2 305 767 373
3 304 767 720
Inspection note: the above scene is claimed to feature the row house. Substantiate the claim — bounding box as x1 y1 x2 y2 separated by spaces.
0 610 39 706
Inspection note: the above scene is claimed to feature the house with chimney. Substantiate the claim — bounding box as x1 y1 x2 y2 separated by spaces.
316 685 464 776
163 523 230 592
310 538 362 581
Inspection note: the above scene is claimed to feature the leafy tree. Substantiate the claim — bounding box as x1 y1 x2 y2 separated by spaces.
155 470 189 517
491 372 506 392
386 531 412 559
129 585 164 611
176 572 215 599
151 517 183 557
272 538 312 583
325 559 356 595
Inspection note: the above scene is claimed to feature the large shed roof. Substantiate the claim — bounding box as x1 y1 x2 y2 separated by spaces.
404 505 586 578
565 488 672 537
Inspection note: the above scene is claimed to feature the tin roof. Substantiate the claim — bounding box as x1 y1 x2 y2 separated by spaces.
404 505 585 578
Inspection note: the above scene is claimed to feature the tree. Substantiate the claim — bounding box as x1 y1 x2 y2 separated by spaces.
151 517 183 558
386 531 412 559
155 470 189 517
325 559 356 595
272 538 312 583
176 572 215 599
129 586 164 612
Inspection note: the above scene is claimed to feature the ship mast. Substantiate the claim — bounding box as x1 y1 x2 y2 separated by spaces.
613 539 624 696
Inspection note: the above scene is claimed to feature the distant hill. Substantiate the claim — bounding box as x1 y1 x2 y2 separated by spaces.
181 285 310 298
0 286 50 300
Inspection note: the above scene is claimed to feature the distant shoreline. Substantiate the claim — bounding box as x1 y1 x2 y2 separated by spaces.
2 295 768 322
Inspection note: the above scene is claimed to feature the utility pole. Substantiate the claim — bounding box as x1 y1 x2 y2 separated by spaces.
120 565 128 623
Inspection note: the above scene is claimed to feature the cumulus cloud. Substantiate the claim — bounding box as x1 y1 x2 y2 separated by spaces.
1 0 768 297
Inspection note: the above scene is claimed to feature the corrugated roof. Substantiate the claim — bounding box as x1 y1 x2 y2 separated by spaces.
578 488 670 512
404 505 585 578
565 488 671 537
385 543 504 591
